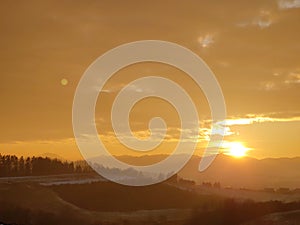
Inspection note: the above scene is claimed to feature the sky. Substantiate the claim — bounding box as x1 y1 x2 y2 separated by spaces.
0 0 299 160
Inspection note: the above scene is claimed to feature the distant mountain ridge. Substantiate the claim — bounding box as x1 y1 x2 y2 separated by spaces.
181 154 300 189
113 154 300 189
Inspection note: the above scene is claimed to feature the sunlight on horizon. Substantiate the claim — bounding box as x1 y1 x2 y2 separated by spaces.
223 142 250 158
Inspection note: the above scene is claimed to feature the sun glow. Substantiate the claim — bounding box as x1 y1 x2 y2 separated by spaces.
225 142 250 158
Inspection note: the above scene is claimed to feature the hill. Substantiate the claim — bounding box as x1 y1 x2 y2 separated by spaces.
113 154 300 189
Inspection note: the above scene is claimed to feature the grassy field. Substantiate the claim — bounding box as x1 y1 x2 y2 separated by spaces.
1 181 300 225
243 210 300 225
0 182 207 225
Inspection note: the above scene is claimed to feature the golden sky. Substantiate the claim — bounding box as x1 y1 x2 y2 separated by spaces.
0 0 299 160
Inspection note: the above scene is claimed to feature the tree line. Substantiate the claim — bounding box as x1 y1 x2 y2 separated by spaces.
0 154 93 177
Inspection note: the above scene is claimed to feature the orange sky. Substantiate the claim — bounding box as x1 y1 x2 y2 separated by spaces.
0 0 299 160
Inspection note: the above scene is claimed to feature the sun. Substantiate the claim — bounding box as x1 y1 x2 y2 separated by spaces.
225 142 249 158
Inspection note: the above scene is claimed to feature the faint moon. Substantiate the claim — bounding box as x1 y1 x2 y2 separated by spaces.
61 78 68 86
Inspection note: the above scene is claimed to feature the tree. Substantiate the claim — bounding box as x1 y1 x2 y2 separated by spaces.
25 157 31 175
19 156 25 176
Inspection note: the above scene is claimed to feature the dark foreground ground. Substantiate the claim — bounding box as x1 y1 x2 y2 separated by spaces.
0 180 300 225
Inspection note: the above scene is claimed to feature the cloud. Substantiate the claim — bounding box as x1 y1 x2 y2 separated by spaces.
217 113 300 126
278 0 300 9
236 10 273 29
284 72 300 84
254 19 272 29
100 83 153 94
257 70 300 91
260 81 276 91
200 112 300 140
197 34 215 48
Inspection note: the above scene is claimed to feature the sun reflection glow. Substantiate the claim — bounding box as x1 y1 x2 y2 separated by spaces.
224 142 250 158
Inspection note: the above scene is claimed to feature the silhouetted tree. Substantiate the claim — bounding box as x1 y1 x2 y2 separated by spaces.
18 156 25 176
25 157 31 175
0 154 94 177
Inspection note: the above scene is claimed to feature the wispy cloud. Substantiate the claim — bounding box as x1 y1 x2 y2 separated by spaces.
100 83 153 94
197 34 215 48
200 112 300 141
284 72 300 84
278 0 300 9
107 113 300 145
258 70 300 91
260 81 276 91
216 114 300 127
236 10 274 29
